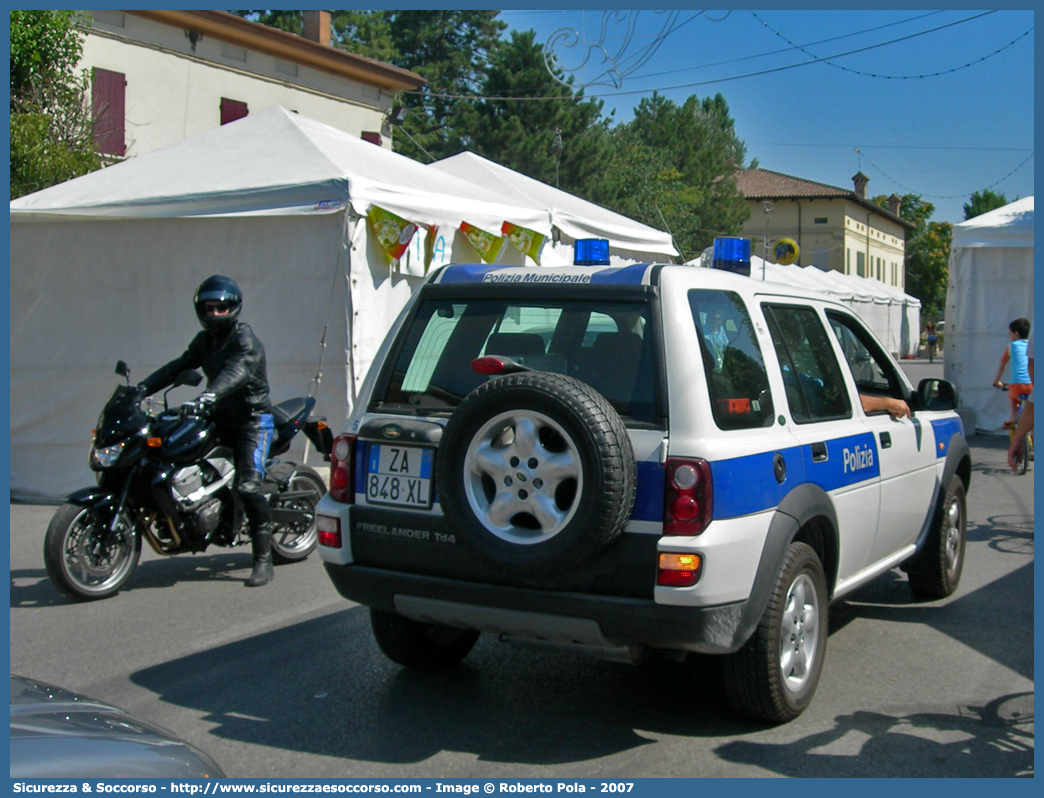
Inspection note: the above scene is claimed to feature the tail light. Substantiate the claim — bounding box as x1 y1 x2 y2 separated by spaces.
329 434 356 504
657 552 703 587
317 515 342 548
664 457 713 535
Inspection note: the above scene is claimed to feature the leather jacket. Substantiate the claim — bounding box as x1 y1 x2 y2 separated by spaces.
141 321 272 423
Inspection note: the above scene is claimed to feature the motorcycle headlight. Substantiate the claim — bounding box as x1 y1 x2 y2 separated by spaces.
91 441 126 468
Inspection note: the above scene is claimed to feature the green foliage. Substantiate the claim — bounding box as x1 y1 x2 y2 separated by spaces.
333 10 506 162
461 30 610 197
963 189 1009 220
232 10 302 35
873 193 950 314
10 10 85 102
604 93 750 258
10 10 102 199
10 112 103 198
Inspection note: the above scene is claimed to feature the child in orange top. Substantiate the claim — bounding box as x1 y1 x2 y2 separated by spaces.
993 317 1033 428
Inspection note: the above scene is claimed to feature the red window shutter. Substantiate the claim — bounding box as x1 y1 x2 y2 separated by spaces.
92 68 126 156
361 131 382 146
220 98 249 125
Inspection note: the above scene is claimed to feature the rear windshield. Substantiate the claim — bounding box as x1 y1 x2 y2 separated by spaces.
375 298 659 423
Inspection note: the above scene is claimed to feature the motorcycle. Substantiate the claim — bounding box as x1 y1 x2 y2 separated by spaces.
44 360 334 601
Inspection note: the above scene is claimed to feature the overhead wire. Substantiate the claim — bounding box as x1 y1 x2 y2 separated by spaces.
751 10 1032 80
403 10 1009 102
857 150 1034 199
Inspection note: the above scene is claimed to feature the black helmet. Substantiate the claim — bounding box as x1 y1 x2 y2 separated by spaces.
194 275 242 335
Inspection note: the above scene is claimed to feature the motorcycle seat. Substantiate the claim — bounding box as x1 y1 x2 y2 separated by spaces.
271 397 309 427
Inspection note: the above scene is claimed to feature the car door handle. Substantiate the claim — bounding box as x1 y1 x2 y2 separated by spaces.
811 442 828 462
880 431 892 449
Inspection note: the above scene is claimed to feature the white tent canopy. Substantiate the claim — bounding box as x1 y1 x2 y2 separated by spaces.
429 151 679 264
946 196 1034 433
741 256 920 357
9 108 573 501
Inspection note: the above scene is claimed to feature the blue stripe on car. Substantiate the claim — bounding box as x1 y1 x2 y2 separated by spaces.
589 263 651 284
929 417 964 458
632 460 665 522
710 432 879 519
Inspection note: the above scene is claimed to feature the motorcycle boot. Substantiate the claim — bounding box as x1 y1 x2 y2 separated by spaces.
246 524 274 587
239 477 274 587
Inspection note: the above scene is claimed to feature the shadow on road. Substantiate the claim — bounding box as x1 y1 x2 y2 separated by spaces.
716 692 1033 777
129 561 1033 774
10 551 252 607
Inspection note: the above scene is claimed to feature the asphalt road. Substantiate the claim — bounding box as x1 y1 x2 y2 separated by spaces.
9 360 1034 778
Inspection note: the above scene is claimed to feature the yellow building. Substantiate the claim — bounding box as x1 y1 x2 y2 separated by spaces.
734 168 915 290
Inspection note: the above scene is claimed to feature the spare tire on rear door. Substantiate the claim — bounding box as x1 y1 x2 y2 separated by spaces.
436 371 636 575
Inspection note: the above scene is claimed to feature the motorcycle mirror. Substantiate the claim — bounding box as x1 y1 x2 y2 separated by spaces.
174 370 203 388
115 360 131 382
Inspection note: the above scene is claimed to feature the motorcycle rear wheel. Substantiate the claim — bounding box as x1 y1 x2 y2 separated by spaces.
270 466 324 563
44 503 142 602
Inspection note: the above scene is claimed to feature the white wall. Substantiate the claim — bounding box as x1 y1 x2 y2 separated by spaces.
83 12 392 157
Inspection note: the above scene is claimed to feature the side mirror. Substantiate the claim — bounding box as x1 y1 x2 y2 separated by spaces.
174 369 203 388
115 360 130 381
914 378 958 412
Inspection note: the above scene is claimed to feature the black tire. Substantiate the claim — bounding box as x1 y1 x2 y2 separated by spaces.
269 465 324 563
436 371 636 575
722 542 829 724
908 476 967 598
370 608 480 670
43 503 142 602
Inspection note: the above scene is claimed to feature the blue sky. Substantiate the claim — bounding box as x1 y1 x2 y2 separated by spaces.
498 8 1034 226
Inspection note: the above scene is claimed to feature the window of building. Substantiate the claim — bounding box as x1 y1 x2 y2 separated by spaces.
856 251 865 277
846 248 851 274
814 217 828 224
92 68 126 156
220 97 248 125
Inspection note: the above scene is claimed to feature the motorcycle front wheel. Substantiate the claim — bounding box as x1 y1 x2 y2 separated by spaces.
270 466 325 563
44 503 142 602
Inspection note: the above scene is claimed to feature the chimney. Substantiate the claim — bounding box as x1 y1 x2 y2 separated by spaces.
302 10 331 46
852 171 869 199
887 193 902 216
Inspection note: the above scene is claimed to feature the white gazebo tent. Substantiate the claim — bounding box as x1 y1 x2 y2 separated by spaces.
946 196 1034 432
9 107 555 501
429 151 678 265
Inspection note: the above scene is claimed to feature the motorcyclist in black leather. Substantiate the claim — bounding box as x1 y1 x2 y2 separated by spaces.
139 275 276 587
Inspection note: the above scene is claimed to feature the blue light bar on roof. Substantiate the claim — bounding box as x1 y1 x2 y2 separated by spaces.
574 238 610 266
712 237 751 276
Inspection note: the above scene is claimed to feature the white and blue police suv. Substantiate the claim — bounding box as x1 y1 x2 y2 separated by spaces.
316 241 969 723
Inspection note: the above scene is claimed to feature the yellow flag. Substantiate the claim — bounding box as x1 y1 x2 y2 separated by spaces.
501 222 547 263
460 221 505 264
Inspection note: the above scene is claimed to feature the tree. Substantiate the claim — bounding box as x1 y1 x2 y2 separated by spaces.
10 10 102 198
462 30 611 197
963 189 1009 220
874 193 951 316
604 93 751 258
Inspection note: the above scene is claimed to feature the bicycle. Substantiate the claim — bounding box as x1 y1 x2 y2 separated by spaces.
996 383 1033 474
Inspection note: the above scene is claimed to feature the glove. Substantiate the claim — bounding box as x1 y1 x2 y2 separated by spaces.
182 392 216 418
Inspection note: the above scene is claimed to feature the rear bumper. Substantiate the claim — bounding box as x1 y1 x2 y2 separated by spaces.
323 562 751 655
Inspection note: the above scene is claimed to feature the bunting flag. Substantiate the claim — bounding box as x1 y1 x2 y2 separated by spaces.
502 222 548 263
368 205 418 266
460 221 506 264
